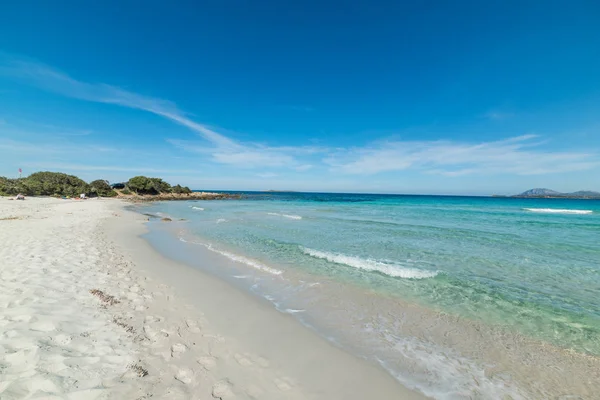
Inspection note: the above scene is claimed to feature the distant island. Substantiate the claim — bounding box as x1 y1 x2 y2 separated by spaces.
510 188 600 199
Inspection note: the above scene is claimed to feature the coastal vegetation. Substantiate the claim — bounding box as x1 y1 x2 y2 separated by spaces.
0 171 192 198
89 179 118 197
0 172 96 197
125 176 192 195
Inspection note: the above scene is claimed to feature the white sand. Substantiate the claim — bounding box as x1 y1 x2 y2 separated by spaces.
0 197 424 399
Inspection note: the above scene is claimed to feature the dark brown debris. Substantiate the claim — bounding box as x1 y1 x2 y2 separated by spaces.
89 289 120 306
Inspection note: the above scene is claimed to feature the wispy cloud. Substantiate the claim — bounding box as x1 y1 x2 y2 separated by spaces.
325 135 599 176
0 137 126 157
0 54 236 148
2 53 598 181
0 138 64 154
483 110 514 120
0 54 330 169
295 164 313 171
21 162 199 174
59 129 93 137
0 118 94 138
167 139 324 168
257 172 278 178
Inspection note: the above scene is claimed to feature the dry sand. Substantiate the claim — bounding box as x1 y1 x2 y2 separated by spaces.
0 197 424 399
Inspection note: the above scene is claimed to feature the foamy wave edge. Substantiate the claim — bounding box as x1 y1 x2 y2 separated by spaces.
301 247 438 279
267 212 302 220
179 237 283 275
523 208 593 215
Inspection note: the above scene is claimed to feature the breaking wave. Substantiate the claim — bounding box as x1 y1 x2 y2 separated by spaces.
523 208 592 215
267 212 302 220
179 237 283 275
301 247 438 279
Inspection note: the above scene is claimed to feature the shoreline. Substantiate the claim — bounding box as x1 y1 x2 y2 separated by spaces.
0 197 425 399
138 198 600 399
109 202 426 399
5 196 598 398
116 192 241 202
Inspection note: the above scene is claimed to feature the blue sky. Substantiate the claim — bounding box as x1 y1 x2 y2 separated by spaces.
1 1 599 194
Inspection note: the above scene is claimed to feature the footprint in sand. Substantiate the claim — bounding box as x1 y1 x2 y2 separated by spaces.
197 355 217 371
255 356 270 368
185 319 202 333
52 334 73 346
171 343 187 357
212 379 234 398
144 315 163 323
174 368 194 384
143 325 168 341
234 353 253 367
274 377 294 391
245 384 264 399
208 339 228 357
9 314 32 322
30 321 56 332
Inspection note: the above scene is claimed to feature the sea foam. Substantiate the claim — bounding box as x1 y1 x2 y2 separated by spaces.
301 247 438 279
267 212 302 220
179 237 283 275
191 206 204 211
523 208 593 215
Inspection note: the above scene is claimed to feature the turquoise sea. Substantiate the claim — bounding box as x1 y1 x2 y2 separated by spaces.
140 193 600 398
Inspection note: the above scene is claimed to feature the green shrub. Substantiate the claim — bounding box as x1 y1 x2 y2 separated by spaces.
0 172 88 196
0 172 190 198
26 171 89 196
89 179 117 197
171 184 193 195
126 176 172 195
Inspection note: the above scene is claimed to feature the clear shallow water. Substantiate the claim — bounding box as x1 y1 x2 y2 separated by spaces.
141 193 600 398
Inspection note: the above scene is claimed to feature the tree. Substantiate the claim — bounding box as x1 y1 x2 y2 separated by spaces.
0 171 191 198
126 176 172 195
25 171 89 196
89 179 117 197
172 184 193 195
0 177 17 195
0 172 89 196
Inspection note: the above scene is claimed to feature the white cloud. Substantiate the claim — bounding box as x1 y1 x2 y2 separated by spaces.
167 139 322 168
325 135 599 176
21 162 198 174
483 110 514 120
257 172 278 178
0 55 235 148
0 54 330 169
2 54 598 180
